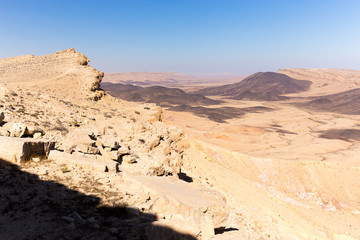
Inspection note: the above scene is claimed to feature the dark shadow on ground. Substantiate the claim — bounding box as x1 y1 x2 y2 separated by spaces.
318 129 360 142
0 159 196 240
295 88 360 115
167 105 274 123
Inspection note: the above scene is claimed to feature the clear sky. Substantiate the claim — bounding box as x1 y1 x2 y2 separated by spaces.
1 0 360 74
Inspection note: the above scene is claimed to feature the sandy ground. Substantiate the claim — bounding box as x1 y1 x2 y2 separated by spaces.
164 95 360 239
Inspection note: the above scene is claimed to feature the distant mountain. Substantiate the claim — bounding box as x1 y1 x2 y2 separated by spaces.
299 88 360 115
195 72 312 101
102 72 244 92
101 82 219 106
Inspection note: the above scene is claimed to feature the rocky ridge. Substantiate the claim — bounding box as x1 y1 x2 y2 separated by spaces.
0 49 232 239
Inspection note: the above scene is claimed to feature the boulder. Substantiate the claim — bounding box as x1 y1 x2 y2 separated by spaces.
24 126 44 137
33 132 42 139
149 107 163 122
123 174 229 240
10 123 26 137
96 135 120 150
0 136 55 164
75 144 100 155
62 128 96 153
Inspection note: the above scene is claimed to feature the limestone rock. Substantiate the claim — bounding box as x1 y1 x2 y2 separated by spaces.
0 136 55 163
124 174 229 240
33 132 42 139
24 126 44 137
149 107 163 122
75 144 100 155
10 123 26 137
122 155 137 164
96 135 120 150
62 128 96 153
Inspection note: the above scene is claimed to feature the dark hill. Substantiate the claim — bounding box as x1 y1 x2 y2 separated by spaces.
299 88 360 115
195 72 312 101
101 82 219 106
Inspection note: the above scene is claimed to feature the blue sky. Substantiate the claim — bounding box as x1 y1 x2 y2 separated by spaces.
1 0 359 74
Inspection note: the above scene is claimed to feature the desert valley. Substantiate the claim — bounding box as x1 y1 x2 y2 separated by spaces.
0 49 359 240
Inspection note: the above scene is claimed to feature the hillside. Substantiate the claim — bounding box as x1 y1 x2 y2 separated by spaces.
299 88 360 114
102 82 219 106
195 72 312 101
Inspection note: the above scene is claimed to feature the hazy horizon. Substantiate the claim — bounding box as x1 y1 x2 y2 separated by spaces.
1 0 360 74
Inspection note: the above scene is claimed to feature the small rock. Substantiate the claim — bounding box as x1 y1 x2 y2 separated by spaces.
72 212 86 224
0 128 10 137
61 216 74 223
75 144 100 155
122 155 137 164
10 123 26 137
33 132 42 139
25 126 44 137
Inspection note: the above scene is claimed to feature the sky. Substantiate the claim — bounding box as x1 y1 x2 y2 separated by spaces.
1 0 360 75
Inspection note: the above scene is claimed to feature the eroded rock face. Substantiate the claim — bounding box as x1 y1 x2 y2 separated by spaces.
0 48 104 100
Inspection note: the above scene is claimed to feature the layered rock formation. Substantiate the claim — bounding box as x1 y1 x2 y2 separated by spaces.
0 48 104 100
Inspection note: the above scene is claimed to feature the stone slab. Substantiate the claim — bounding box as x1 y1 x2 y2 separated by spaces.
0 136 54 164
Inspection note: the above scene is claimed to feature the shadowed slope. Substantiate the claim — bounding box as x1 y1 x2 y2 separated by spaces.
102 82 220 106
168 105 274 123
0 159 196 240
299 88 360 115
195 72 312 101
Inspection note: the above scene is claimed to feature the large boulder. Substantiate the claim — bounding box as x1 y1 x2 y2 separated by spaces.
62 128 96 153
123 174 229 240
0 136 54 164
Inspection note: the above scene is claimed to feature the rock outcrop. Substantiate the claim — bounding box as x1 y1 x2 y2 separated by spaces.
0 48 104 100
0 49 231 239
